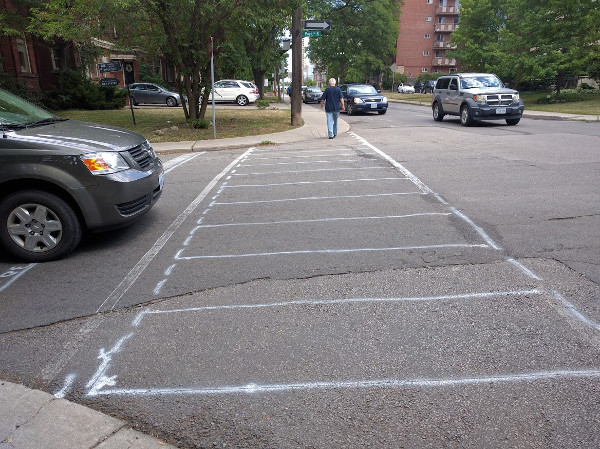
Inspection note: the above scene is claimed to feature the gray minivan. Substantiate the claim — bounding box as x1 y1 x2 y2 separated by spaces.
0 89 164 262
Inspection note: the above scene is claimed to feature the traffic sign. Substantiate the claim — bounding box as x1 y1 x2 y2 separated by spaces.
302 30 321 37
303 20 331 31
99 78 119 87
98 61 122 73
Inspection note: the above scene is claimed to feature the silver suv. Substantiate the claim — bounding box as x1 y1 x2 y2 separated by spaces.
431 73 524 126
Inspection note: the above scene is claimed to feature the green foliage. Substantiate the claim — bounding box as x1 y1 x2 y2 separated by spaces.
188 118 210 129
306 0 399 85
255 100 270 109
41 69 127 110
138 63 167 86
450 0 600 92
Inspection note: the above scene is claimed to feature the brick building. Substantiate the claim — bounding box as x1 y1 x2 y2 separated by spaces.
395 0 460 81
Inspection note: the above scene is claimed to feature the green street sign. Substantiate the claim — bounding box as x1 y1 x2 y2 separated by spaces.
302 30 321 37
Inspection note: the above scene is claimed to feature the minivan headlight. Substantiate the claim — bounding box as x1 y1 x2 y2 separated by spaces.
81 152 129 175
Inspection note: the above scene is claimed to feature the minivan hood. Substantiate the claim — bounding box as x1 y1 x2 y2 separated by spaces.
6 120 146 153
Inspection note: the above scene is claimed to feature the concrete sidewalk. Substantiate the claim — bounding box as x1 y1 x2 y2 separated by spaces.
0 100 596 449
0 380 176 448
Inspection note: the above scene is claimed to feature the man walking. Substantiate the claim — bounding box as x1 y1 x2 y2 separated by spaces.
320 78 345 139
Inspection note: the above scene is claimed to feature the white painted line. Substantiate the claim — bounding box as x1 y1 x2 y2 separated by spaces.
448 206 502 251
86 332 134 397
239 159 357 167
224 177 408 188
54 373 76 398
507 258 543 280
552 290 600 331
351 133 432 194
87 369 600 397
195 213 451 229
213 192 423 206
162 152 205 173
96 148 255 313
232 167 389 176
352 132 503 251
250 153 355 160
0 263 36 292
175 243 489 260
139 289 543 318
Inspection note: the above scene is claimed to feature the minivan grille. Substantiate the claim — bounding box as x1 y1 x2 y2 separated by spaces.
486 94 514 106
116 194 150 215
126 141 154 170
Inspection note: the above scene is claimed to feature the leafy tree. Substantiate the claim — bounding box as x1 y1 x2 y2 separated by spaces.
450 0 600 94
501 0 600 94
447 0 508 76
306 0 399 86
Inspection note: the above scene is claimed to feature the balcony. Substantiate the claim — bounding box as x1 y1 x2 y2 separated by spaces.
434 24 457 33
436 6 460 15
433 41 457 49
432 58 457 67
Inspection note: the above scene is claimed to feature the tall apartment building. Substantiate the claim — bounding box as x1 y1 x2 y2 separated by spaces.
395 0 460 81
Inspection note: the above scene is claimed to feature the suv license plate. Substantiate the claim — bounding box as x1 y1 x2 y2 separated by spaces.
496 108 506 114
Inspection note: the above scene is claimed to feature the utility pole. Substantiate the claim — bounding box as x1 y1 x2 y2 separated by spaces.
291 4 302 126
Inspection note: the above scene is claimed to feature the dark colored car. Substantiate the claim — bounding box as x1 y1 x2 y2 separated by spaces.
421 80 436 94
340 84 388 115
126 82 183 107
303 86 323 103
0 88 164 262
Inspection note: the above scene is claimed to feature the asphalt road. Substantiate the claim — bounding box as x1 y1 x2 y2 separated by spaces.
1 102 599 448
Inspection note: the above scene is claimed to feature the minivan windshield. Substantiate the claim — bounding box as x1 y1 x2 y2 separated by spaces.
0 89 59 127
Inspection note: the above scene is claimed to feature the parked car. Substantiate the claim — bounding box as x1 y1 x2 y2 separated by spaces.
431 73 524 126
303 86 323 103
211 80 259 106
421 80 436 94
397 83 415 94
126 82 183 107
413 81 424 93
340 84 388 115
0 88 164 262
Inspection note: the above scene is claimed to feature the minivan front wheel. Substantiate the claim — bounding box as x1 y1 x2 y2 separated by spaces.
0 191 82 262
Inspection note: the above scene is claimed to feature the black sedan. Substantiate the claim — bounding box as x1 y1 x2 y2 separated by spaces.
340 84 388 115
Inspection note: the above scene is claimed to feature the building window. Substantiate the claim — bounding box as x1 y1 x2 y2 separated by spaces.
424 34 431 39
51 48 62 72
426 17 432 22
422 68 429 72
435 51 443 58
16 39 31 73
437 34 445 42
427 0 433 3
423 51 430 56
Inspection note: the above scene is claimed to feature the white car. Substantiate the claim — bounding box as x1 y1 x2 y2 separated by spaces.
397 83 416 94
211 80 259 106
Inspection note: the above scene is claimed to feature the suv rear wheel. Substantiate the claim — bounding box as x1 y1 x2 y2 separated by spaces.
506 118 520 126
432 101 445 122
0 191 82 262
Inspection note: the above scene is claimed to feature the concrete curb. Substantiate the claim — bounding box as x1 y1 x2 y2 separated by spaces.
0 380 177 449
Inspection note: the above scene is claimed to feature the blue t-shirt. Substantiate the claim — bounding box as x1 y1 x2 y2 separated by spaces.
321 86 343 112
